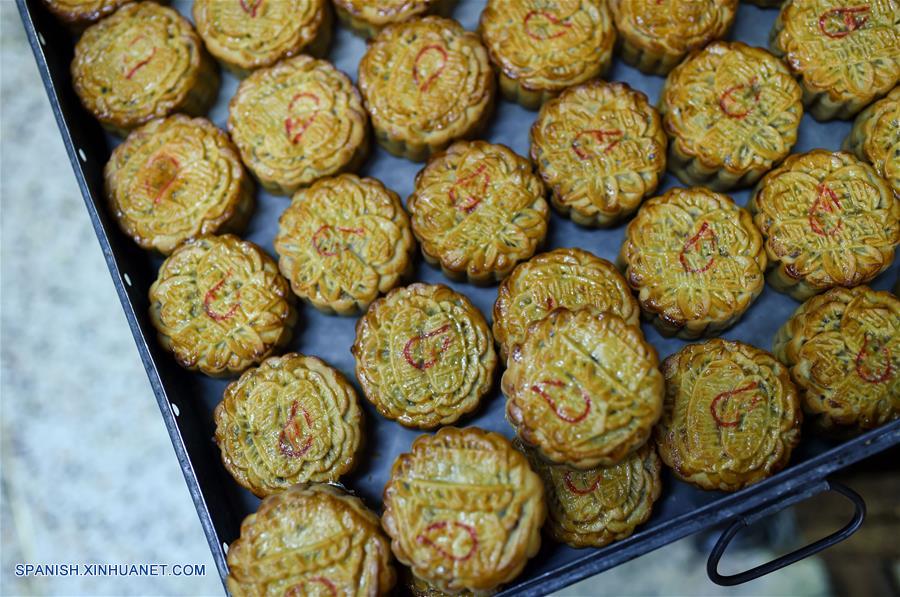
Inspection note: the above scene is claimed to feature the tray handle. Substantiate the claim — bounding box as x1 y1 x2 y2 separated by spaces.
707 479 865 586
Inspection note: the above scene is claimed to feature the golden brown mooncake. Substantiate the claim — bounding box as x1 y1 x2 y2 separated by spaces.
656 339 802 492
148 234 297 377
492 248 640 362
226 484 396 596
618 187 767 338
333 0 457 38
530 81 667 226
406 570 486 597
228 55 369 196
517 439 662 548
274 174 414 315
407 141 549 284
773 286 900 434
358 17 495 161
104 115 254 255
479 0 616 108
608 0 738 75
382 427 545 594
214 353 363 497
770 0 900 120
749 150 900 300
193 0 331 75
502 308 664 469
844 86 900 198
71 2 219 136
352 283 497 429
41 0 131 28
660 41 803 190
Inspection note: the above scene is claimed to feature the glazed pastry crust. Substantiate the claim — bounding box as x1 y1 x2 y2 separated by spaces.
71 2 219 136
770 0 900 120
844 86 900 198
214 353 363 497
749 150 900 300
226 484 396 596
358 17 495 161
660 41 802 190
104 115 254 255
382 427 545 595
149 234 297 377
479 0 616 108
619 187 767 339
407 141 548 283
773 286 900 434
502 308 664 469
228 55 369 195
656 339 802 492
41 0 131 27
274 174 414 315
333 0 457 38
531 81 667 226
493 248 640 362
352 283 497 429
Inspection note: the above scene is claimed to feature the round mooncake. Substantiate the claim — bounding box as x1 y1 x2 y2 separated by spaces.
479 0 616 108
352 283 497 429
226 484 395 595
517 439 662 548
149 234 297 377
608 0 738 75
228 55 369 195
333 0 457 38
407 571 484 597
844 86 900 198
42 0 131 28
407 141 549 283
531 81 667 226
660 41 803 190
749 150 900 300
382 427 545 594
214 353 363 497
274 174 414 315
773 286 899 434
619 187 767 338
104 115 254 255
502 308 664 469
771 0 900 120
358 17 495 161
656 339 802 492
193 0 331 75
71 2 219 136
493 248 640 362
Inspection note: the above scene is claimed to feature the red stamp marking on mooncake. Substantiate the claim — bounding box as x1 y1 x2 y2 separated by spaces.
203 273 241 321
710 382 762 428
679 221 717 274
855 334 893 383
808 183 843 237
285 577 336 597
279 401 314 458
284 92 321 144
523 10 572 41
239 0 263 17
572 129 623 159
531 379 592 424
403 324 453 370
144 154 180 204
449 163 490 213
413 45 448 92
818 6 869 38
124 36 157 80
416 521 478 561
563 471 602 495
718 77 760 119
311 225 365 257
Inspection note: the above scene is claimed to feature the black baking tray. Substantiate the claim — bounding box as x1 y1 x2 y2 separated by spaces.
18 0 900 594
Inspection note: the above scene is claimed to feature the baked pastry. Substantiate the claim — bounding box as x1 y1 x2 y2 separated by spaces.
407 570 485 596
352 283 497 429
333 0 457 38
104 115 254 255
660 41 803 190
517 439 662 548
530 81 667 226
358 17 495 161
228 55 369 195
749 150 900 300
770 0 900 120
608 0 738 75
226 484 396 595
382 427 545 594
42 0 131 29
502 308 663 469
71 2 219 136
479 0 616 108
193 0 331 76
149 234 297 377
773 286 899 434
274 174 413 315
618 187 767 338
493 248 640 362
656 339 802 492
407 141 549 283
844 86 900 198
214 353 363 497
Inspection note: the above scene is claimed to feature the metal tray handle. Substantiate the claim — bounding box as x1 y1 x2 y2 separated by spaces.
707 479 866 586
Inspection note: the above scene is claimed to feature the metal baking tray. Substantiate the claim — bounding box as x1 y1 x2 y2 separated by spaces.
18 0 900 593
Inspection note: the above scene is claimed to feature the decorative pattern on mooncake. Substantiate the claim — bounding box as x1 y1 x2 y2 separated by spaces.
42 0 131 28
844 86 900 198
333 0 457 38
